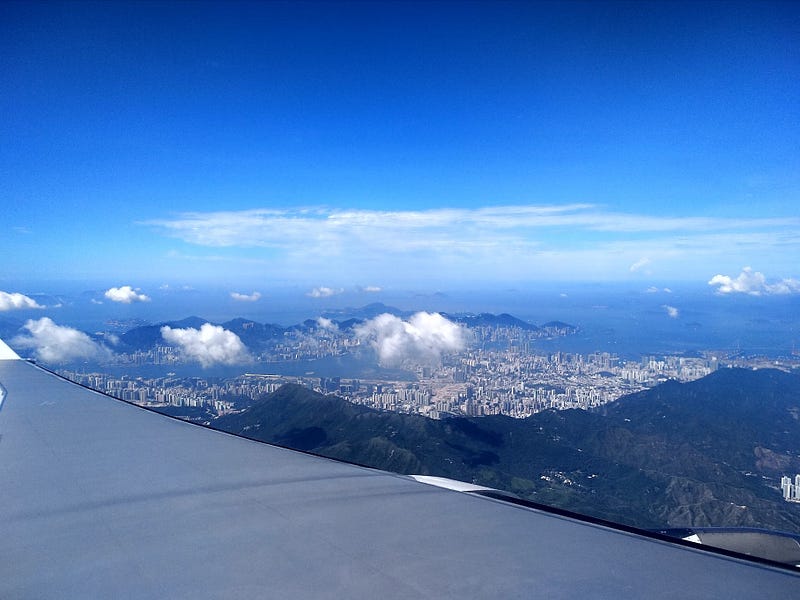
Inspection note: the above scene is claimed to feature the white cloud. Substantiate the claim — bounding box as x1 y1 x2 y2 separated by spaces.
142 205 800 283
307 286 343 298
362 286 382 293
12 318 107 363
160 323 251 368
230 291 261 302
90 298 103 304
316 317 338 331
662 305 679 318
104 285 151 304
708 267 800 296
0 291 44 311
144 205 800 248
645 286 672 294
355 312 469 367
765 280 800 295
629 257 651 273
157 282 196 292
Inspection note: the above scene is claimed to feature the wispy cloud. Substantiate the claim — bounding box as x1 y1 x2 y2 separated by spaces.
12 318 107 363
629 257 651 273
159 283 195 291
355 312 470 367
161 323 251 367
230 291 261 302
145 206 800 248
307 286 343 298
104 285 151 304
708 267 800 296
0 291 44 311
144 205 799 246
142 205 800 282
362 286 382 293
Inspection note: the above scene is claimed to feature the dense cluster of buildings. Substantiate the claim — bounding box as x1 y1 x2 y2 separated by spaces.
326 350 723 418
60 349 731 421
57 318 800 421
62 372 290 417
781 475 800 503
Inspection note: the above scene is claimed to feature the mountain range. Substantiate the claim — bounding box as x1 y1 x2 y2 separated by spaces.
115 305 574 353
213 367 800 533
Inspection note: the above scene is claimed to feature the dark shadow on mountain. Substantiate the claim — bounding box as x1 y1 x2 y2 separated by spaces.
212 369 800 533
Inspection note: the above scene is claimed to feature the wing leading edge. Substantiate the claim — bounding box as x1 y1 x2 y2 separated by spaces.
1 356 798 598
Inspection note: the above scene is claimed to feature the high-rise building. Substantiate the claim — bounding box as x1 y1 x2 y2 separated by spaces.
781 476 792 500
780 475 800 502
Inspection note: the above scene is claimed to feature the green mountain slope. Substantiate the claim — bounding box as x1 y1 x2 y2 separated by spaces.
213 368 800 532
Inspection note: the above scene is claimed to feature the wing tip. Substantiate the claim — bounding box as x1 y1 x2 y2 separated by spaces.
0 338 21 360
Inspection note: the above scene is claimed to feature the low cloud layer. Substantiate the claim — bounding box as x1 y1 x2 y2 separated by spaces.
708 267 800 296
0 291 44 311
355 312 469 367
662 305 679 318
307 286 343 298
13 318 106 363
161 323 250 368
104 285 151 303
230 291 261 302
316 317 338 331
362 286 382 293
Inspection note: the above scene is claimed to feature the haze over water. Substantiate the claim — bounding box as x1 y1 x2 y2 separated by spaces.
4 283 797 364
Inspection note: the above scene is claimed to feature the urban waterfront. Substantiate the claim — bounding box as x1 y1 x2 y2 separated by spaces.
57 333 799 422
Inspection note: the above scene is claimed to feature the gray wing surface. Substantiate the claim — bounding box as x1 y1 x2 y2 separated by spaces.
1 356 798 598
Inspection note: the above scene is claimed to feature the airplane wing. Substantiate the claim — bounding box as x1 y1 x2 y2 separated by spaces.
1 350 798 598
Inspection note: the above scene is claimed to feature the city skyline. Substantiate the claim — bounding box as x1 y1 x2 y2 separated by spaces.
2 1 798 292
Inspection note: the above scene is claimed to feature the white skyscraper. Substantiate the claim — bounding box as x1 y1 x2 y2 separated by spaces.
781 476 792 500
780 475 800 502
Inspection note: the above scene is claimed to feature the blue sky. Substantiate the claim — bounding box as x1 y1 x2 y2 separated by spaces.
2 1 798 296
